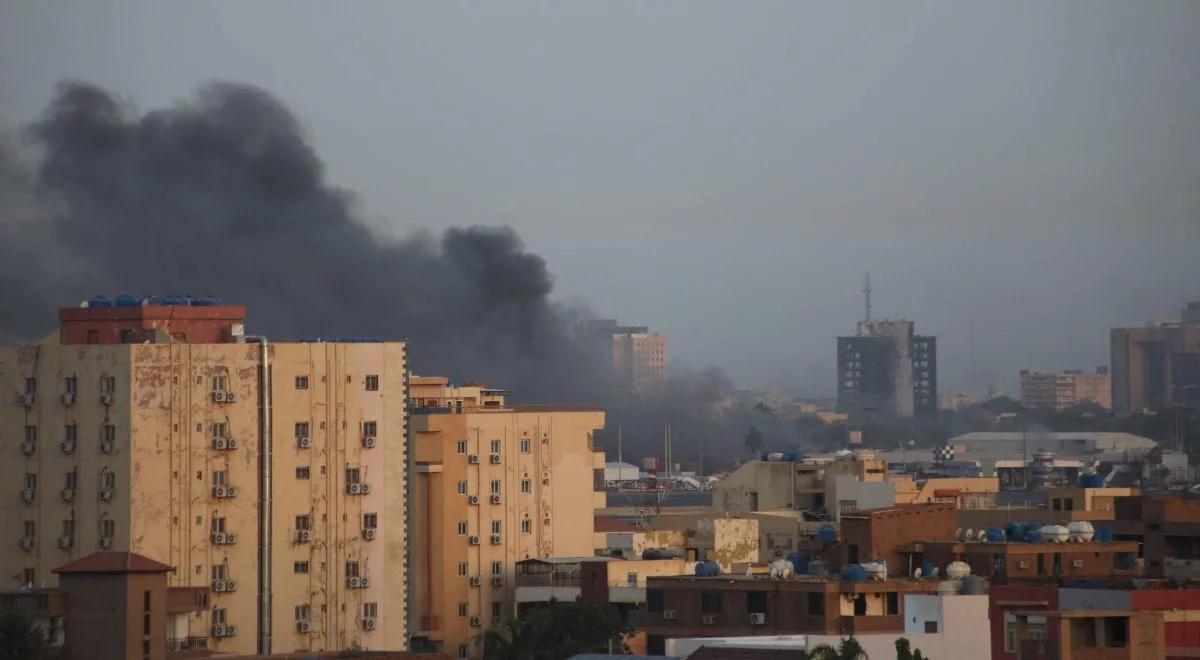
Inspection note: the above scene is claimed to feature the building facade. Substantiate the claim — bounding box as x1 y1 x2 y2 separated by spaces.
587 319 668 396
1111 302 1200 413
407 376 606 660
1020 368 1112 410
0 301 409 655
837 320 936 418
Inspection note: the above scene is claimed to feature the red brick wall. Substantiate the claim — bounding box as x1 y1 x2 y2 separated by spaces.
989 584 1059 660
841 504 956 574
59 305 246 344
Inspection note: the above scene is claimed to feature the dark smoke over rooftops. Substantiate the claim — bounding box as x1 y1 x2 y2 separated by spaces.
0 81 596 401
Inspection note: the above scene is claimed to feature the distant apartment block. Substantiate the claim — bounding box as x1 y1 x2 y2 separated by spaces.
407 376 606 660
0 297 409 655
1111 301 1200 413
1019 368 1111 410
838 320 937 418
587 319 667 396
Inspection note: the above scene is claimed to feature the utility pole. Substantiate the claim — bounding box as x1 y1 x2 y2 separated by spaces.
863 273 873 323
617 425 623 465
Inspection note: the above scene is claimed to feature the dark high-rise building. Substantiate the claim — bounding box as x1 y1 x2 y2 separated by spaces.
1111 301 1200 414
837 319 937 418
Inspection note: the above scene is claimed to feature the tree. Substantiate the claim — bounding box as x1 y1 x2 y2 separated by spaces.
478 615 537 660
0 612 50 660
477 599 624 660
895 637 928 660
808 636 869 660
744 424 765 457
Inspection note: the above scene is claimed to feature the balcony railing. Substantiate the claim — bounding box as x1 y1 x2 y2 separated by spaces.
166 636 208 652
515 573 582 588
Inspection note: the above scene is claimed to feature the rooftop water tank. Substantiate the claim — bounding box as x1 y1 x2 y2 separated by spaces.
863 562 887 581
85 296 112 308
920 562 935 579
114 294 140 307
946 561 971 581
787 553 809 574
1040 525 1070 544
695 561 720 577
1005 522 1033 542
1025 530 1043 544
1094 524 1114 542
1080 473 1105 488
841 565 866 582
985 528 1006 543
807 560 827 576
960 575 987 595
817 524 838 545
1067 521 1095 543
764 452 785 462
769 559 794 580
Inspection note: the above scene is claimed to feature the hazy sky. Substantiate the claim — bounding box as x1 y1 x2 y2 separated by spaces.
2 1 1198 396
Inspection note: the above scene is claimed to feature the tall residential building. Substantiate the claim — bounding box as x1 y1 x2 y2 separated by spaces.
837 320 937 418
587 319 668 396
407 376 605 660
0 299 409 655
1019 368 1112 410
1111 302 1200 413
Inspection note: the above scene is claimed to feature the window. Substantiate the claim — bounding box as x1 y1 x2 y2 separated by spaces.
24 378 36 394
627 571 638 587
21 568 34 586
747 591 767 613
457 480 468 495
65 376 77 394
924 620 938 633
491 561 502 576
701 591 723 614
363 513 377 530
491 521 502 535
102 472 116 490
1004 614 1018 652
120 329 134 344
492 601 502 619
457 644 468 660
647 589 664 613
294 561 309 574
457 562 468 577
345 561 360 577
363 421 377 438
490 480 501 495
295 604 310 621
1026 615 1047 640
65 424 77 443
456 440 467 454
24 473 36 489
211 564 227 580
295 422 309 438
458 602 468 617
1065 499 1074 511
101 376 116 393
1052 498 1062 511
212 471 227 486
212 374 228 392
212 423 226 439
838 499 859 515
1105 616 1128 647
101 519 115 538
295 376 309 390
521 519 532 534
211 517 226 533
457 522 468 536
213 608 227 625
61 519 75 537
296 467 310 480
365 375 379 391
295 515 311 531
25 425 36 444
363 602 378 618
64 472 76 489
885 591 899 615
346 468 361 484
521 479 531 493
490 439 501 455
103 424 116 444
807 592 824 616
520 438 530 453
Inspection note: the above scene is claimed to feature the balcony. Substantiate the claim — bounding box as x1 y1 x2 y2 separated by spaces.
166 636 208 652
166 587 209 614
838 615 903 634
1164 558 1200 579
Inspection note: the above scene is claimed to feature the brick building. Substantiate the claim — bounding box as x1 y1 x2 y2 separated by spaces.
1114 495 1200 578
839 504 956 574
906 539 1140 583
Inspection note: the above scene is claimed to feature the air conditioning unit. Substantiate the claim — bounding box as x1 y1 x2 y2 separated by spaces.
469 576 481 587
297 437 311 449
99 392 113 406
490 534 502 545
702 615 716 625
362 436 376 448
226 392 236 402
750 612 767 625
363 617 377 630
363 529 376 541
468 495 480 505
491 576 503 587
489 454 501 464
100 441 113 454
21 441 35 456
360 484 371 494
296 620 311 633
225 533 236 544
20 488 34 503
347 576 363 588
469 535 480 546
213 486 228 499
212 437 228 450
99 488 114 501
212 391 227 403
542 478 550 486
60 488 74 502
225 580 236 591
226 486 237 498
58 535 73 549
19 537 33 551
212 532 228 545
20 393 35 407
490 495 502 505
226 624 237 636
348 483 362 495
98 537 112 549
1072 559 1084 568
663 610 677 620
468 454 480 464
61 393 75 406
297 530 311 543
1018 560 1031 569
360 577 369 588
212 580 227 592
60 440 75 454
469 616 480 628
212 624 227 637
226 438 237 450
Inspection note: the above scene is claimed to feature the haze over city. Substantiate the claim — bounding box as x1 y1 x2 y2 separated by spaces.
3 1 1198 398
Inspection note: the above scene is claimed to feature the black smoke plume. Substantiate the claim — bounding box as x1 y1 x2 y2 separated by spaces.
1 81 598 401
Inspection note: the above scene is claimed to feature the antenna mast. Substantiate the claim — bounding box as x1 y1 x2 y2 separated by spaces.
863 273 873 323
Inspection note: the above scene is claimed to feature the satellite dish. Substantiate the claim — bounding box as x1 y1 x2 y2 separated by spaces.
913 567 923 578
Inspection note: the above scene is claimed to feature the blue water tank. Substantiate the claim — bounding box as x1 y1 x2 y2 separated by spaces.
807 560 827 576
985 528 1006 543
1080 473 1105 488
818 524 838 544
783 451 804 462
193 296 222 306
841 565 866 582
161 295 187 306
1025 530 1043 544
921 562 935 578
86 296 112 308
1006 522 1033 542
1094 524 1114 542
695 561 720 577
787 553 809 574
114 294 140 307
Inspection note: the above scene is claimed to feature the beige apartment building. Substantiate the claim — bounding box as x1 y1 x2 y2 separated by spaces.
1019 368 1111 410
407 376 606 660
588 320 668 396
0 301 408 656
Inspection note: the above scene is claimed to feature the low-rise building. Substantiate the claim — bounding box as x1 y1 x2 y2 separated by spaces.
712 453 892 520
1114 495 1200 578
906 539 1140 583
839 504 957 573
1020 368 1112 410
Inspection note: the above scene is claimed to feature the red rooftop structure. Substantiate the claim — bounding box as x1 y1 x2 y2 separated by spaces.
59 296 245 345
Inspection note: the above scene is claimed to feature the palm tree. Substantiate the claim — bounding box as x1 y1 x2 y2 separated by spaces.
807 635 869 660
0 612 50 660
477 616 535 660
